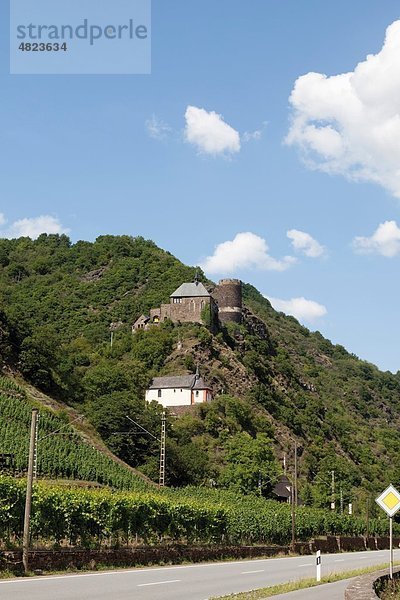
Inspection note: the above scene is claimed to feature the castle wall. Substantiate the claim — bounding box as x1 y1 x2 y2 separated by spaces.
213 279 243 324
169 296 211 324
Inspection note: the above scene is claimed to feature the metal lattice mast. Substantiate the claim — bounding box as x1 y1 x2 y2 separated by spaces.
159 411 166 487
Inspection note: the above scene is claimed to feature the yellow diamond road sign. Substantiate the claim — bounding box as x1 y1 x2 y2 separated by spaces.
376 484 400 517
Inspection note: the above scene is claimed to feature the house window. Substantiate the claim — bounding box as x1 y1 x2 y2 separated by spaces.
158 389 162 398
174 389 176 393
172 298 182 304
195 391 199 397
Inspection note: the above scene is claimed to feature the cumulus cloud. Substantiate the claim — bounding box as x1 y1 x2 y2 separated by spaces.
0 213 6 226
0 215 69 239
286 20 400 198
200 232 296 275
184 105 240 156
353 220 400 257
145 115 171 140
287 229 326 257
267 296 327 323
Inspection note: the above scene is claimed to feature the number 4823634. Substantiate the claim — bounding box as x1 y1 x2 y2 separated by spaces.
18 42 67 52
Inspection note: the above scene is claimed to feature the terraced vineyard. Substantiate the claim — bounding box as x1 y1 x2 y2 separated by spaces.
0 377 150 491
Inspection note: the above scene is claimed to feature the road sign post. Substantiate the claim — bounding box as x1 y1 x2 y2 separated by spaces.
390 516 393 579
375 484 400 580
316 550 321 582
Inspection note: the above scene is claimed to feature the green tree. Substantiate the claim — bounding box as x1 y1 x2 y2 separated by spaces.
220 432 279 495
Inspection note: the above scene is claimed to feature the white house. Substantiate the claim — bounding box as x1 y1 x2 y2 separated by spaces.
145 369 212 408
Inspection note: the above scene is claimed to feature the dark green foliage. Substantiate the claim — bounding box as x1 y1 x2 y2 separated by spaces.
2 235 400 506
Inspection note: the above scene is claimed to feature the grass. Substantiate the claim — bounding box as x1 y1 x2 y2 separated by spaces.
211 562 400 599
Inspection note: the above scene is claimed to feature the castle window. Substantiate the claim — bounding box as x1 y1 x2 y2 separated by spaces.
158 389 162 398
172 297 182 304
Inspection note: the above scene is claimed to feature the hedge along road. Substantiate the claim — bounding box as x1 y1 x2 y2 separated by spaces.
1 549 400 600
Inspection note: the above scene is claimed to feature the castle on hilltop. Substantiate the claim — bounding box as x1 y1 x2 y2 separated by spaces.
133 277 242 331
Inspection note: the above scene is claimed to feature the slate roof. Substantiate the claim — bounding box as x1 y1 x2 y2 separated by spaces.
149 374 211 390
272 475 292 499
134 314 149 325
170 281 210 298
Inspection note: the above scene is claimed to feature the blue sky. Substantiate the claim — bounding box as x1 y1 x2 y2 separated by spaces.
1 0 400 372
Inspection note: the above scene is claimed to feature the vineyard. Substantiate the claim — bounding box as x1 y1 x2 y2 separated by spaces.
0 376 395 550
0 476 393 548
0 377 150 491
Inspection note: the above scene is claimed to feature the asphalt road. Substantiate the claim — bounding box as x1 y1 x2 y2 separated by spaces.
0 549 398 600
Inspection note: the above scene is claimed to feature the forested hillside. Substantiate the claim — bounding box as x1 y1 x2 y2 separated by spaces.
1 233 400 515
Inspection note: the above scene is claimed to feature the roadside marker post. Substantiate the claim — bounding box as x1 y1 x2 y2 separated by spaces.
375 484 400 579
316 550 321 582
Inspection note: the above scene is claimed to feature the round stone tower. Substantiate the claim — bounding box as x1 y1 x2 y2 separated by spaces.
213 279 242 324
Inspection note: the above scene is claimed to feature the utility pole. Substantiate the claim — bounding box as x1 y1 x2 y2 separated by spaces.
291 483 296 552
283 453 287 476
23 409 38 574
33 413 39 481
340 487 343 514
159 411 166 487
294 441 298 507
331 470 335 511
110 330 114 348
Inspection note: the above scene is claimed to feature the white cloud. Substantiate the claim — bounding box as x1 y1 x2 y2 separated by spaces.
243 120 268 143
353 220 400 257
267 296 327 323
0 213 6 226
243 129 262 142
286 20 400 198
287 229 325 258
200 232 296 275
145 115 171 140
184 105 240 156
0 215 69 239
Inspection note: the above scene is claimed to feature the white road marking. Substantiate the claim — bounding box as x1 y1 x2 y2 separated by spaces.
0 550 395 586
334 559 345 562
137 579 181 587
297 563 313 567
241 569 265 574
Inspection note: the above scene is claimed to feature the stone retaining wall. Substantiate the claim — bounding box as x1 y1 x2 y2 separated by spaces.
1 536 399 575
345 567 400 599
